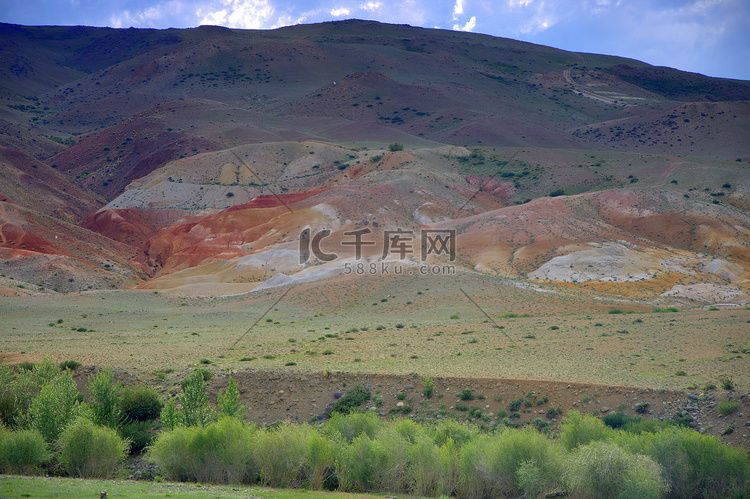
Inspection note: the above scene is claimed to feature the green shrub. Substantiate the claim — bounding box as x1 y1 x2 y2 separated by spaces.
29 370 82 444
335 426 411 494
430 419 479 448
718 374 734 391
457 429 563 499
87 368 122 429
149 416 255 484
559 411 614 451
564 441 667 499
459 388 474 401
716 400 739 416
307 429 336 490
0 392 16 428
331 385 371 415
422 377 435 398
603 412 635 429
0 428 51 474
508 398 523 412
59 360 82 371
118 385 162 422
388 142 404 152
324 411 380 443
408 432 450 496
635 402 650 414
58 417 128 478
637 426 750 498
335 434 386 492
118 420 154 454
253 424 323 488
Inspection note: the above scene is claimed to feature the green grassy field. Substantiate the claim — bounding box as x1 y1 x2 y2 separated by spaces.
0 475 413 499
1 273 748 393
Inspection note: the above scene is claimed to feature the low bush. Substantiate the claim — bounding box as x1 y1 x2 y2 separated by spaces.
253 423 328 488
559 411 614 451
331 385 371 415
149 416 255 484
59 360 82 371
118 420 154 454
717 400 739 416
603 412 635 429
0 428 50 474
564 441 667 499
429 419 480 449
118 385 162 422
458 429 563 498
635 427 750 498
459 388 474 401
324 411 380 443
422 377 435 398
718 374 734 391
58 417 128 478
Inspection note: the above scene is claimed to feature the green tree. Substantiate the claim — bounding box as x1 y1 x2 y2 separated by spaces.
217 376 245 419
87 368 122 429
161 369 215 428
29 370 82 444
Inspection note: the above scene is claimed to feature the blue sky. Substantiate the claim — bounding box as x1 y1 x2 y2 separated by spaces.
2 0 749 80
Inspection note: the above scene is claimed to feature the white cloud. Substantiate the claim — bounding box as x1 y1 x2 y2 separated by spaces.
507 0 534 7
199 0 274 29
109 0 186 28
453 0 464 20
453 15 476 31
361 1 382 12
330 7 351 17
503 0 557 34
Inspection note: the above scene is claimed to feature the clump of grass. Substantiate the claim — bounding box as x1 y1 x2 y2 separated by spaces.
59 360 82 370
716 401 739 416
718 374 734 391
332 385 371 415
422 377 434 398
459 388 474 401
508 398 523 412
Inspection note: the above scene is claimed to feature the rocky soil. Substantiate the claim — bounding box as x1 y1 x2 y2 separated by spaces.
75 366 750 449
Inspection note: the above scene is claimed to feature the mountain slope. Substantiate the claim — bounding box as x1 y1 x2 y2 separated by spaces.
0 20 748 303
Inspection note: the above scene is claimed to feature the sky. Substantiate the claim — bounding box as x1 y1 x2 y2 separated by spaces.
2 0 749 80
